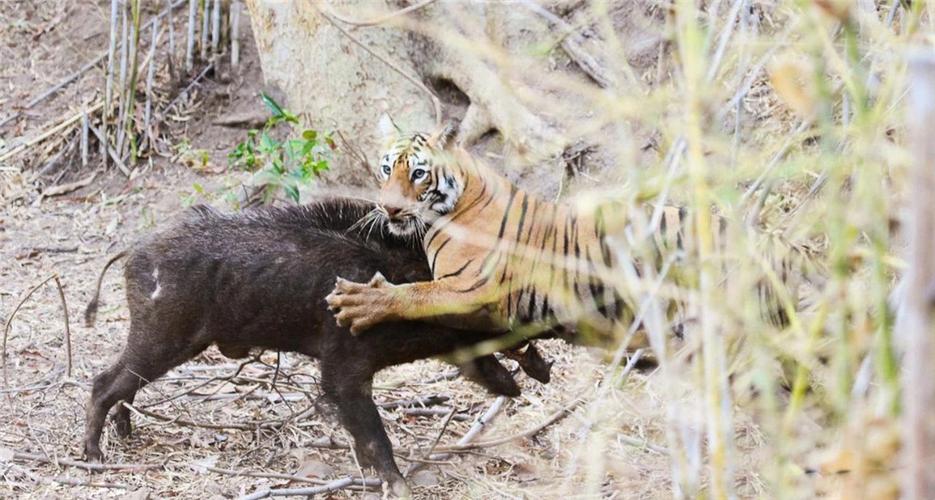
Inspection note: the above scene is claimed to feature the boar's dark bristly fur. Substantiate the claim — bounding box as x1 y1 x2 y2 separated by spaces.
82 198 544 496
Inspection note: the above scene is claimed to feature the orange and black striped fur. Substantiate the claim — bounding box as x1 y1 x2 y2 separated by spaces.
326 125 818 345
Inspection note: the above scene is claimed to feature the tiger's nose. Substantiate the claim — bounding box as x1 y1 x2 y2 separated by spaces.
385 206 403 218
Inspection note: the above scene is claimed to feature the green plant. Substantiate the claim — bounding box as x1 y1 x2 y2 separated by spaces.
228 93 334 203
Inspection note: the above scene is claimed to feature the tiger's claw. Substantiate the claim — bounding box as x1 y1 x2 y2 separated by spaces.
327 273 397 335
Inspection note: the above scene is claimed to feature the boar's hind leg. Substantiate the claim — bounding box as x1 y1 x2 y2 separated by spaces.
84 332 208 462
320 359 409 497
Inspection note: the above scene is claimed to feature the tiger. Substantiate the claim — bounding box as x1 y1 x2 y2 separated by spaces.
325 123 821 347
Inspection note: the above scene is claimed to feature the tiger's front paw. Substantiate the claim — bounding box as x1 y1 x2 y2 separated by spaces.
325 273 394 335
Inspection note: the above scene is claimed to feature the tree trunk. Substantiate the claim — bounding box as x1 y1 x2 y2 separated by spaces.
243 0 666 193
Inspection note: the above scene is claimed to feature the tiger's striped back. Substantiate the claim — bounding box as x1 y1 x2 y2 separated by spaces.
364 130 821 345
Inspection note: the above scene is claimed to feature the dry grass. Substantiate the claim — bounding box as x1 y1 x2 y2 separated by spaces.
1 0 930 498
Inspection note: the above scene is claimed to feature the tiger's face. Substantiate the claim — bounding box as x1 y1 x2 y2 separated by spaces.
375 129 462 237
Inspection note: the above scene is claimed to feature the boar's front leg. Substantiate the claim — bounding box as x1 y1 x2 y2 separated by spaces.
319 357 410 497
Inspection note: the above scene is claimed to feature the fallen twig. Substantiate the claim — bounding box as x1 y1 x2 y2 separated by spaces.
201 464 329 485
44 475 129 489
457 396 506 445
0 101 104 164
2 274 58 389
87 122 132 176
405 396 505 477
238 476 382 500
399 407 470 420
158 63 214 117
9 450 160 472
377 394 449 410
124 401 314 431
52 277 72 378
41 172 98 198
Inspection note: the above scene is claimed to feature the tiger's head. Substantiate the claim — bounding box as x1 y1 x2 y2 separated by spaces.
372 122 463 237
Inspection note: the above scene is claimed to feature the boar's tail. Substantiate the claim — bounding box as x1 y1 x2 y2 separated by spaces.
84 250 128 327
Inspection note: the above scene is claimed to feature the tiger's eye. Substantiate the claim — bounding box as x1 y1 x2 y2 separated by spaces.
412 168 426 181
382 164 391 175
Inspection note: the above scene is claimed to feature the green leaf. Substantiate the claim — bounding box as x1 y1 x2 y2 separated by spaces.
284 183 300 202
302 129 318 141
258 131 278 155
261 93 286 119
271 157 285 175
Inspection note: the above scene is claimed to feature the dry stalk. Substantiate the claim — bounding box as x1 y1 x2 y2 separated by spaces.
80 111 89 168
900 48 935 500
166 0 177 79
210 0 221 56
144 18 160 151
230 1 241 66
200 0 210 61
102 0 120 169
0 102 104 165
87 121 132 176
114 1 129 156
186 0 197 71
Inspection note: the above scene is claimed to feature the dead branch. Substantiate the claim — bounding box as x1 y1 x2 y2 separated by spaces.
399 407 470 420
87 122 131 177
10 450 160 472
518 0 614 89
201 464 329 485
158 63 214 117
238 476 382 500
41 172 98 198
123 401 315 431
457 396 505 445
43 475 129 489
2 274 58 388
51 277 72 378
377 394 449 410
0 101 104 164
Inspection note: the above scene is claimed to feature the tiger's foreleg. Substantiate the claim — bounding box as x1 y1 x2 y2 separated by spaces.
325 273 498 335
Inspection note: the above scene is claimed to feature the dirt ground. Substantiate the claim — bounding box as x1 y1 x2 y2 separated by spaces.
0 1 680 498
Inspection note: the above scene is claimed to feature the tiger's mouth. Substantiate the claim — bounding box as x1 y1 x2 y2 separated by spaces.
385 213 423 237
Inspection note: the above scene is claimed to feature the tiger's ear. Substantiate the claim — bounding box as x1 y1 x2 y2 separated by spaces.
376 113 402 146
428 121 458 150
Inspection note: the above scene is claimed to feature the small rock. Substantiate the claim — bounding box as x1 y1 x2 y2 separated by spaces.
410 468 440 487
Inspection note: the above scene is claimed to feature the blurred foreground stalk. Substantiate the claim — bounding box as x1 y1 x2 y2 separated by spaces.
900 49 935 500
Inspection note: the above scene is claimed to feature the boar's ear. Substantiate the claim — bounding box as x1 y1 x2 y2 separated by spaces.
428 121 458 150
376 113 402 147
